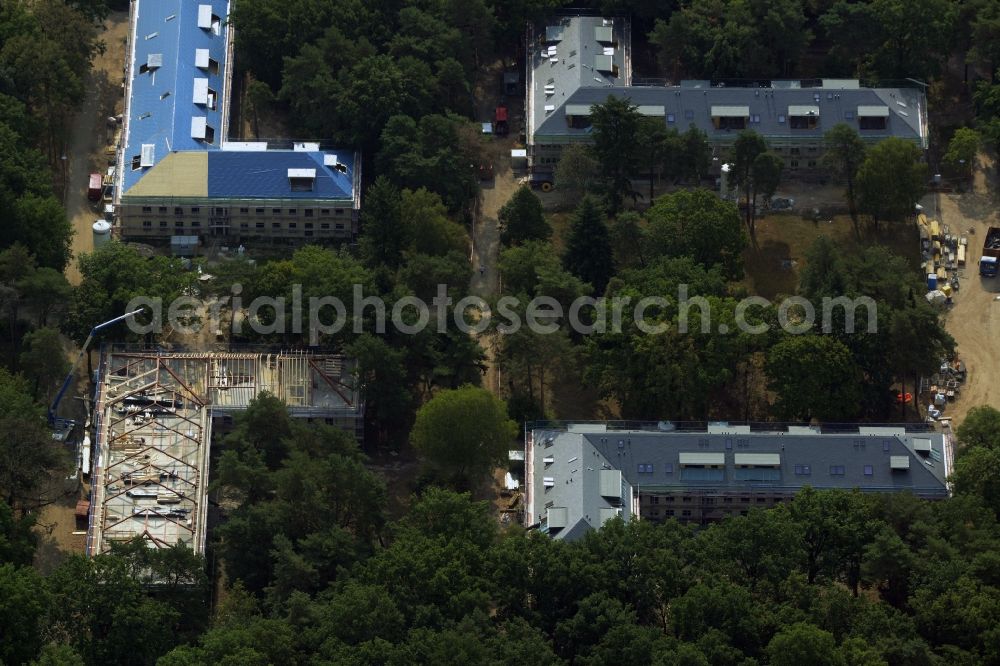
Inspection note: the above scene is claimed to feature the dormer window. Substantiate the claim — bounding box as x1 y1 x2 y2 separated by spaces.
564 104 592 129
858 105 889 130
195 49 220 75
711 106 749 130
288 168 316 192
193 78 217 110
191 117 215 144
788 105 820 129
198 5 221 34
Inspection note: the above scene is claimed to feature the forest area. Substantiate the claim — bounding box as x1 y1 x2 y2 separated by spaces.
4 402 1000 665
2 0 1000 664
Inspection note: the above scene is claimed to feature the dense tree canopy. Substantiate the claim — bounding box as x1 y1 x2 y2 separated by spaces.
410 385 517 488
645 188 747 280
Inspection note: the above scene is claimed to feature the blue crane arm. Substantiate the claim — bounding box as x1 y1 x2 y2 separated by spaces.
47 308 146 424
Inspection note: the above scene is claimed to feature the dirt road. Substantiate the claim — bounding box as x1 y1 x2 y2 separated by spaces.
470 159 518 396
63 11 129 285
938 152 1000 427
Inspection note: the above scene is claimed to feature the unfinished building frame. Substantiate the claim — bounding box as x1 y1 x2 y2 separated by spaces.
87 349 362 556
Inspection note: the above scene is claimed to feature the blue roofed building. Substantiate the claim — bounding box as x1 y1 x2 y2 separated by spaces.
524 423 952 540
114 0 361 245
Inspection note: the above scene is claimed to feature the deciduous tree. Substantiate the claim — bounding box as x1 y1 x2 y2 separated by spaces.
645 188 747 280
410 385 517 488
856 138 928 230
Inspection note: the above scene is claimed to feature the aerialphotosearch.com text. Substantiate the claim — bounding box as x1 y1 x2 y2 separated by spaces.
125 284 878 345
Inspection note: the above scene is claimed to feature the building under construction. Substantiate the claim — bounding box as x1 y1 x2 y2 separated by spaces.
86 348 362 556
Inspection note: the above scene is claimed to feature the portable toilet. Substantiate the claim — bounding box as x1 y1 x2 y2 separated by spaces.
927 273 937 290
92 220 112 248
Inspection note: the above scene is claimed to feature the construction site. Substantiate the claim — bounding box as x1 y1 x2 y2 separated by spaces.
86 348 363 556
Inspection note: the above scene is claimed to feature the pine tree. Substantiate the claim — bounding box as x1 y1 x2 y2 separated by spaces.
562 196 614 295
359 176 406 269
498 186 551 246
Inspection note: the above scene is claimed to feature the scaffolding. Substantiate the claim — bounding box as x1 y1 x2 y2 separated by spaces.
87 350 362 556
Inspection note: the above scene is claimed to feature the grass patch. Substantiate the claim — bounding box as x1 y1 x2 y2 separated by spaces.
742 214 920 299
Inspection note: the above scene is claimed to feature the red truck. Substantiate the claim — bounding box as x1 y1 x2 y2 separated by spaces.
87 173 102 202
494 105 509 137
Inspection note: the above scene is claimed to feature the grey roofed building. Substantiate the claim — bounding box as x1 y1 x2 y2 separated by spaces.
525 14 928 173
524 423 951 540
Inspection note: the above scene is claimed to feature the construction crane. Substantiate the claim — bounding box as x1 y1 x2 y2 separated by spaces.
48 308 146 425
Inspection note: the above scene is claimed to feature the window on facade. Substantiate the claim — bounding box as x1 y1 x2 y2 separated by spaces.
272 209 281 215
256 222 265 229
288 222 297 229
830 465 846 476
142 206 152 212
808 160 817 168
190 221 200 227
681 510 691 517
666 509 675 516
272 222 280 229
191 207 200 214
239 208 249 214
320 223 330 230
335 223 344 230
320 209 331 215
174 207 183 215
305 209 313 217
142 220 152 227
158 206 167 213
794 465 811 475
175 221 183 227
790 160 799 168
255 208 264 214
864 465 874 476
650 496 659 504
685 109 694 120
159 221 167 227
664 463 673 474
335 208 345 215
305 222 313 229
667 113 675 123
637 463 653 473
305 230 313 237
240 222 248 229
